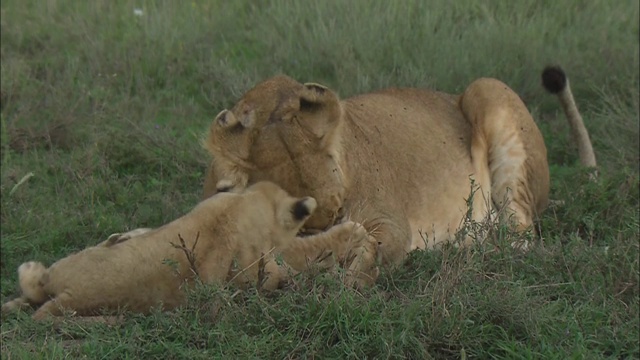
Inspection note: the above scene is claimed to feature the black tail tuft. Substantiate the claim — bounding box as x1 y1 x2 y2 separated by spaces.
542 66 567 94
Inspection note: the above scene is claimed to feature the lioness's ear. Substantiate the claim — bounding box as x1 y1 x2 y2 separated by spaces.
299 83 337 112
214 109 255 129
291 197 317 221
214 109 237 128
297 83 342 141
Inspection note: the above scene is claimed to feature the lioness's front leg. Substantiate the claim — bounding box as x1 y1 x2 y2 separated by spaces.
344 213 412 288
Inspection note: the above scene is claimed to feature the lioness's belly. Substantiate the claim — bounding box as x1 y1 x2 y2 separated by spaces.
407 169 492 250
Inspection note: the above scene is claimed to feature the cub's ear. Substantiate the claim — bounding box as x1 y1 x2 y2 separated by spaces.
291 197 318 221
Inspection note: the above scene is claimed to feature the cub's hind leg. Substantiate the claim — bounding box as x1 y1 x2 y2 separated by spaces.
1 296 32 315
32 291 120 320
460 78 550 240
32 292 76 320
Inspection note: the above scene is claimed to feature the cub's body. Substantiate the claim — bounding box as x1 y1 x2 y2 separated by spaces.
2 182 319 319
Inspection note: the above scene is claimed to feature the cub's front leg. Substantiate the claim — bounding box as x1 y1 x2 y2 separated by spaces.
281 221 374 279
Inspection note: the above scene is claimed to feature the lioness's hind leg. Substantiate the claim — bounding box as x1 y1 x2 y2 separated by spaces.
460 78 550 235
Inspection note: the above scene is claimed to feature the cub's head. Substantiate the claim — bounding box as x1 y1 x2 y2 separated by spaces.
244 181 318 241
204 77 347 230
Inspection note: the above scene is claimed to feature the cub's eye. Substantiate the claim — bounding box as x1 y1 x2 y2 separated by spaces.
217 186 232 193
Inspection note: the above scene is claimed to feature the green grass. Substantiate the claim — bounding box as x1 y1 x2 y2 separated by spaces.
1 0 638 358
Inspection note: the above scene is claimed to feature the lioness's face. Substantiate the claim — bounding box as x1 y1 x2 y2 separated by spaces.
206 78 347 230
205 109 258 192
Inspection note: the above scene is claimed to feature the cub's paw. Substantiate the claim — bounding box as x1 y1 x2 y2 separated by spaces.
101 228 152 247
337 221 368 245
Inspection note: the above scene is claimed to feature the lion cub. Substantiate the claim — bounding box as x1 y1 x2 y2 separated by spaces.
1 182 318 320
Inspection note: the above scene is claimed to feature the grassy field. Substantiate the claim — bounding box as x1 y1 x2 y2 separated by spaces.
1 0 638 358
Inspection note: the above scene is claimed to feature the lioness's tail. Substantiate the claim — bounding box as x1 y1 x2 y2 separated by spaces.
541 66 597 168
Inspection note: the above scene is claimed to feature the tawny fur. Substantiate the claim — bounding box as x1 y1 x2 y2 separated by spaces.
1 182 328 320
202 67 595 287
459 78 550 233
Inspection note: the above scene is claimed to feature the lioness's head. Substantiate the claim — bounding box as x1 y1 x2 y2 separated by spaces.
204 77 347 230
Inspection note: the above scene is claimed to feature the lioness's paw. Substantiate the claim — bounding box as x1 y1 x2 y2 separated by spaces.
344 237 380 289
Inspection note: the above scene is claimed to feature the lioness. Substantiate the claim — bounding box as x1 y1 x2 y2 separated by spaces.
202 66 596 287
1 182 367 319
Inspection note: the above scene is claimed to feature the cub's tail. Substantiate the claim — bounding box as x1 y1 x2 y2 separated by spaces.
541 66 597 168
1 261 48 314
17 261 49 304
